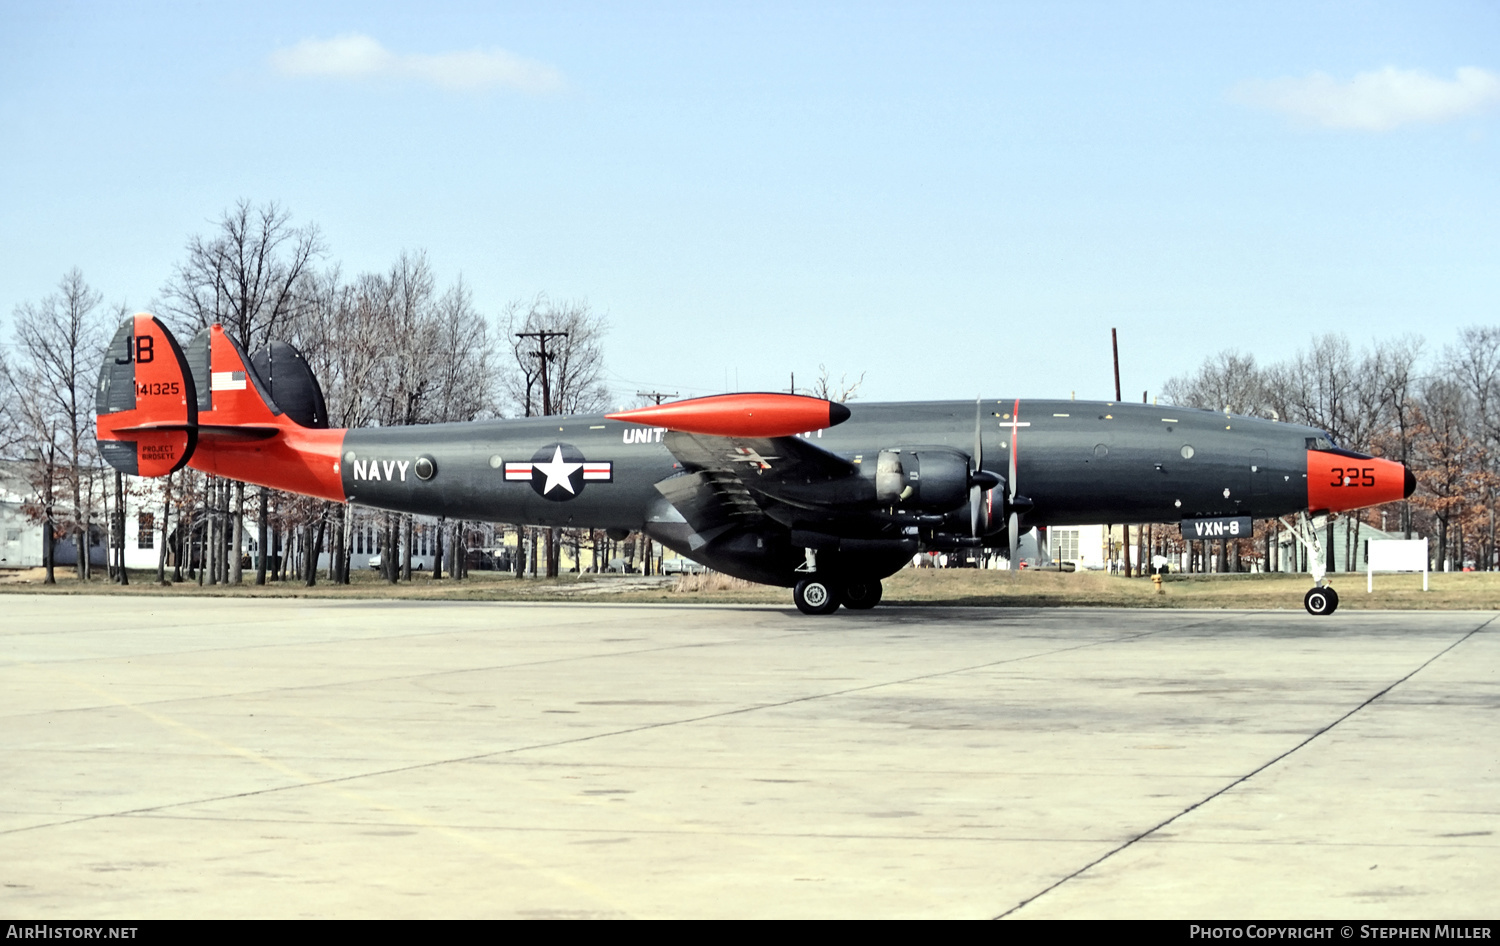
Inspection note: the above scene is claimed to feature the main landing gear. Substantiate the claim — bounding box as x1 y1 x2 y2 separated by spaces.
792 577 885 615
840 578 883 610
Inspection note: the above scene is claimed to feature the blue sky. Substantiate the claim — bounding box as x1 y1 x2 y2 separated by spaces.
2 1 1497 405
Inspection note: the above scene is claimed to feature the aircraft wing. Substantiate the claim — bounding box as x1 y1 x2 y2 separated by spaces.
652 468 766 550
665 431 854 477
661 431 864 509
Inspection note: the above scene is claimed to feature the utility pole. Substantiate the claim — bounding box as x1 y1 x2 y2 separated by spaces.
1112 328 1132 578
1111 328 1122 402
516 330 568 416
636 391 677 405
517 329 569 578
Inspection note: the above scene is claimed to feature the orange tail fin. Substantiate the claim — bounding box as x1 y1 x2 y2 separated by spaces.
96 313 198 476
183 324 347 502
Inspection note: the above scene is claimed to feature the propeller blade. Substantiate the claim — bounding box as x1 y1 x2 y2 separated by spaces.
1008 417 1018 501
974 397 983 472
1007 402 1019 567
971 397 983 537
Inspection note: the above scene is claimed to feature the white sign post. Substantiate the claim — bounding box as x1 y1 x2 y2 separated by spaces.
1367 538 1429 593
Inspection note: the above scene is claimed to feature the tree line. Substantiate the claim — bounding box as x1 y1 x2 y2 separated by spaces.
0 200 611 585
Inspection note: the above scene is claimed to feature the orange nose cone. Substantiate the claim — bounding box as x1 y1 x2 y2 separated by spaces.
1307 452 1410 512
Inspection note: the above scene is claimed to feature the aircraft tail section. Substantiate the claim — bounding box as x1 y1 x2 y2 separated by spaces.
96 316 347 502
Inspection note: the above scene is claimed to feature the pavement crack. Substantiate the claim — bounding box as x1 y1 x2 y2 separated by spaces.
994 613 1498 919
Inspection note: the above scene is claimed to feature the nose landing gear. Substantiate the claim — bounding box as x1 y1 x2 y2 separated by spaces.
1282 512 1340 617
1303 585 1339 615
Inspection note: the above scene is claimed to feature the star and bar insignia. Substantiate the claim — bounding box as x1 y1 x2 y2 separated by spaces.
504 443 612 500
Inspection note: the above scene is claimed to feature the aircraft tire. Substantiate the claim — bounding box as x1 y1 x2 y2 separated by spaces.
840 578 883 610
1304 586 1339 616
793 579 842 615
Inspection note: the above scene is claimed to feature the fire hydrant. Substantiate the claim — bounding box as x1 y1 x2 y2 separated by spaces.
1152 572 1164 595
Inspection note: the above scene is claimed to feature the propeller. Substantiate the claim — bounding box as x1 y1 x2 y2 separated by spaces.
969 398 1002 538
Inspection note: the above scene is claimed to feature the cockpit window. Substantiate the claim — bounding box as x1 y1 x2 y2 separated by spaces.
1305 436 1336 452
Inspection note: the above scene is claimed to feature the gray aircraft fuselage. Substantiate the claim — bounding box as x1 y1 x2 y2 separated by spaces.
339 399 1325 585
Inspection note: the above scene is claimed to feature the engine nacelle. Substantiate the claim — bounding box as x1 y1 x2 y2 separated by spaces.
874 448 971 512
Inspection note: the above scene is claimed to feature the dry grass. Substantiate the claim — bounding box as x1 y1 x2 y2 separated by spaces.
670 572 764 594
0 564 1492 610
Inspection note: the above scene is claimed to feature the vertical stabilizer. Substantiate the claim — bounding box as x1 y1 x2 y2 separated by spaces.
186 325 283 428
95 314 197 476
251 340 329 429
96 318 348 501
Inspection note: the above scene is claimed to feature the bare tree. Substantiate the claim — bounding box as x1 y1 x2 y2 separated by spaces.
1161 349 1270 416
1411 377 1480 570
161 199 325 351
806 364 866 402
1266 334 1359 440
0 355 60 582
1371 337 1423 538
288 254 497 582
380 251 441 429
161 200 325 583
430 276 496 424
1445 327 1500 566
7 269 108 580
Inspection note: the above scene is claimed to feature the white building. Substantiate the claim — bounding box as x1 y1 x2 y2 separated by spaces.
0 461 45 569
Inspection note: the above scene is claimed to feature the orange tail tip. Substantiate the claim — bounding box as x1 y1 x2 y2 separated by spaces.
607 393 852 438
96 313 197 477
